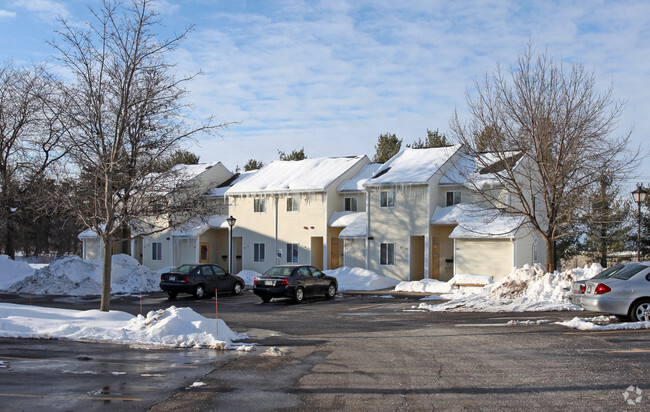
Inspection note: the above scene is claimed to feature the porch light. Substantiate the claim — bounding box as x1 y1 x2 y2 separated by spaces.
632 185 648 262
227 216 236 273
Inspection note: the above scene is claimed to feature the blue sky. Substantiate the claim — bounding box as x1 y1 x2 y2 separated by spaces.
1 0 649 183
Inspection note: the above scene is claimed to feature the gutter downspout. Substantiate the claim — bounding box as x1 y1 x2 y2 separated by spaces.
365 188 371 270
275 195 279 265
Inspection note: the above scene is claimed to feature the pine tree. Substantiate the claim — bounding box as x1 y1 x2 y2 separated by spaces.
244 159 264 171
372 133 402 163
278 148 307 161
409 129 450 148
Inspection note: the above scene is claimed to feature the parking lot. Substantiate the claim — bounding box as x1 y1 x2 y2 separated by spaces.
1 290 649 410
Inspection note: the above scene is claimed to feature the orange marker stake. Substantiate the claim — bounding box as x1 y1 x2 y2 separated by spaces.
215 289 219 337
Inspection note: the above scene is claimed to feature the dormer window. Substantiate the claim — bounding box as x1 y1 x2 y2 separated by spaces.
446 191 461 207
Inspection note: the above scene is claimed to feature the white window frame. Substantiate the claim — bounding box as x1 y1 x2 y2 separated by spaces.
446 191 462 207
344 197 358 212
287 197 299 212
380 190 395 208
287 243 299 263
152 242 162 261
254 198 266 213
380 243 395 266
254 243 265 262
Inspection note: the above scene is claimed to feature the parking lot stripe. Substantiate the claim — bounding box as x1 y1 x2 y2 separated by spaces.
604 349 650 354
0 393 143 401
0 356 198 368
564 329 650 335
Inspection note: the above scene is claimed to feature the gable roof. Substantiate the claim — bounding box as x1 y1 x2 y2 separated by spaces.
207 170 257 198
430 204 525 239
337 163 382 193
226 155 368 195
440 151 523 189
365 145 463 186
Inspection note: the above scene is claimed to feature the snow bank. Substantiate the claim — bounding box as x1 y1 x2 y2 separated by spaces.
418 263 603 312
5 254 160 296
0 303 246 349
237 270 262 286
0 255 36 289
324 266 400 290
395 274 494 294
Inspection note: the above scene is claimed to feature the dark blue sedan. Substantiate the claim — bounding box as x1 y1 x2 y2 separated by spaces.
253 265 338 303
160 264 244 299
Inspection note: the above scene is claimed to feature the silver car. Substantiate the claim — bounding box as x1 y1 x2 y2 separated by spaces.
580 262 650 321
569 263 635 305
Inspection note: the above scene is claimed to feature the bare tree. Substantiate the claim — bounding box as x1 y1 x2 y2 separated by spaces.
52 0 228 311
450 45 638 272
0 62 68 258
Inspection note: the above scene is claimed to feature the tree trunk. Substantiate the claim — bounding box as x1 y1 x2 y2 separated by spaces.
100 237 113 312
5 215 15 259
545 239 556 273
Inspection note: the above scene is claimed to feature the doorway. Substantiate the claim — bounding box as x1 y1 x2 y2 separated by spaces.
410 236 425 281
430 239 440 279
199 242 210 263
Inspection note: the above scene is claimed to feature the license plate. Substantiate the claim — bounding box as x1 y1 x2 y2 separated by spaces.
265 280 274 286
169 275 175 281
586 285 592 293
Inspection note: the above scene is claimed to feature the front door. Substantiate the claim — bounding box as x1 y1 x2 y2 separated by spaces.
431 241 440 279
199 242 210 263
330 238 340 269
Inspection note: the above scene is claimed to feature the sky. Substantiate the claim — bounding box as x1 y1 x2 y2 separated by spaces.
1 0 648 184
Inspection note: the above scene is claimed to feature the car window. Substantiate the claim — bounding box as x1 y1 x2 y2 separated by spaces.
174 265 195 274
200 266 214 275
309 267 323 277
592 264 624 279
612 264 647 280
212 265 226 276
263 267 292 277
297 267 311 277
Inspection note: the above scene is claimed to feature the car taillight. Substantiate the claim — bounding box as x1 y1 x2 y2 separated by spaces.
160 274 164 281
579 284 586 294
254 278 258 286
281 278 289 286
594 284 611 295
182 276 190 283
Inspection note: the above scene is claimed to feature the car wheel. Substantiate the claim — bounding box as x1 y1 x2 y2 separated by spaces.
325 283 336 299
194 284 205 299
294 287 305 304
630 299 650 322
167 292 177 300
261 296 272 303
232 282 243 296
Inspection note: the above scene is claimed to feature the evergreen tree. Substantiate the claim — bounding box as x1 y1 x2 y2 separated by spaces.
244 159 264 171
153 150 200 172
409 129 450 148
372 133 402 163
278 148 307 161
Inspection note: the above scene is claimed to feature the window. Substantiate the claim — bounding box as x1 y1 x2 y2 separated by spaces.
287 243 299 263
380 190 395 207
200 265 214 275
152 242 162 261
254 243 265 262
212 265 226 276
380 243 395 265
344 197 358 212
287 197 299 212
254 198 266 213
446 191 462 207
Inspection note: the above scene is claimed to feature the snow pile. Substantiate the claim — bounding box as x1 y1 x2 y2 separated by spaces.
324 266 400 290
5 254 160 296
0 255 36 289
396 274 494 294
0 303 246 349
557 316 650 331
237 270 262 286
418 263 603 312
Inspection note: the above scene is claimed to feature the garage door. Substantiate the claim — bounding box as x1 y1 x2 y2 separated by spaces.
455 239 512 280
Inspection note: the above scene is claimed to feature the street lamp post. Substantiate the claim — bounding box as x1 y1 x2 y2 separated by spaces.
226 216 236 273
631 185 648 262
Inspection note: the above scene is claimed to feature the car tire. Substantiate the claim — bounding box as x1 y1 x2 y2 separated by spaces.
615 314 629 322
232 282 243 296
194 284 205 299
630 299 650 322
167 292 177 300
294 287 305 304
261 296 272 303
325 283 336 299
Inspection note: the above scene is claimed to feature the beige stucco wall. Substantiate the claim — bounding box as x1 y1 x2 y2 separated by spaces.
455 238 513 280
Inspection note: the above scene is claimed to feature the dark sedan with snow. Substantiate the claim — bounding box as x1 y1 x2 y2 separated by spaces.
253 265 337 303
160 264 244 299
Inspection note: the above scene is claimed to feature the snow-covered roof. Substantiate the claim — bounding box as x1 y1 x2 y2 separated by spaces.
339 213 368 238
226 156 368 195
170 162 222 181
430 204 525 239
78 227 99 239
337 163 382 192
440 152 523 189
207 170 257 198
329 211 365 227
172 214 230 238
365 145 462 186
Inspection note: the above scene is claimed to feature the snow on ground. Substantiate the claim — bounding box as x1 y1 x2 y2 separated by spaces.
417 263 604 313
557 315 650 331
237 270 261 286
395 274 494 294
324 266 400 290
0 303 249 349
3 254 160 296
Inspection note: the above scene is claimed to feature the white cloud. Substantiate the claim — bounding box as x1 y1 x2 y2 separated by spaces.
0 10 17 19
11 0 69 22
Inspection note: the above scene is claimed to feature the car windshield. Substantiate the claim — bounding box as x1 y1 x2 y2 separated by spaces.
173 265 197 274
263 267 294 277
612 264 648 280
592 264 625 279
